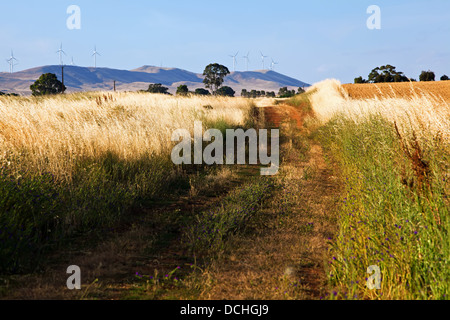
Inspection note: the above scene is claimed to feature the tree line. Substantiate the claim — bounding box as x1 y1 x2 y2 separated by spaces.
7 63 450 97
354 65 449 83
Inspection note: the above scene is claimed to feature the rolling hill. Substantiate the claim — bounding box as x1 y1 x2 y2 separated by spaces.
0 65 310 96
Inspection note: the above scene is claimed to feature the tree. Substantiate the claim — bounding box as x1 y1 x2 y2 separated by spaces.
30 73 66 96
297 87 305 94
441 75 449 81
194 88 210 96
354 76 367 84
202 63 230 94
216 86 235 97
147 83 170 94
419 70 435 82
367 65 409 83
241 89 248 98
176 85 189 96
278 87 296 98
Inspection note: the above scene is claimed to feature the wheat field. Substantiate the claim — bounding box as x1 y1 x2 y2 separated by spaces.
307 79 450 146
342 81 450 102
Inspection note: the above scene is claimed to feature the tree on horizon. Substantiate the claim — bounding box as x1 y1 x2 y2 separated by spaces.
30 73 66 96
202 63 230 95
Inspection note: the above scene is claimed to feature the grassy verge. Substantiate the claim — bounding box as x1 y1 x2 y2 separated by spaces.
318 115 449 299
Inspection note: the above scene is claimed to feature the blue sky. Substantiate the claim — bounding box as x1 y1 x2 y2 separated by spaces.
1 0 450 84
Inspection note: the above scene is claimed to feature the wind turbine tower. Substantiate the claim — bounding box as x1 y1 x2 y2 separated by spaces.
270 58 279 71
56 43 66 66
6 50 18 73
260 51 268 70
92 46 101 69
243 52 250 71
229 51 239 72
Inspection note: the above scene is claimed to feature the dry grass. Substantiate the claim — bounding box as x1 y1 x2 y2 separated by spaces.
343 81 450 102
0 91 258 273
0 92 251 181
307 79 450 146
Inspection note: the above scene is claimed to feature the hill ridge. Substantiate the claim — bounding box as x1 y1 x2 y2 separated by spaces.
0 65 310 96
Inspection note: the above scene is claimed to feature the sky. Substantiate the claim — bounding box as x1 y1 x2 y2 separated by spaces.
1 0 450 84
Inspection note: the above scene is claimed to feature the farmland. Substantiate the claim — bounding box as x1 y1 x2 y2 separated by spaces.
308 79 449 299
0 82 449 300
342 80 450 102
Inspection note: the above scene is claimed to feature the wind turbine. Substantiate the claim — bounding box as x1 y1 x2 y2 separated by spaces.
92 46 101 69
260 51 268 70
229 51 239 72
70 56 75 66
270 58 279 71
6 50 18 73
242 52 250 71
56 43 66 66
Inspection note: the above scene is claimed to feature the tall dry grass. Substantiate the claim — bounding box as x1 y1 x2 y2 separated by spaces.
0 92 251 181
307 79 450 145
0 91 257 272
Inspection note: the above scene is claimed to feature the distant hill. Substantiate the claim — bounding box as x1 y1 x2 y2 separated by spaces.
0 65 310 96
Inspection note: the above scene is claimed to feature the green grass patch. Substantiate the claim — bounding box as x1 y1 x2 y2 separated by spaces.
318 115 449 300
184 177 276 258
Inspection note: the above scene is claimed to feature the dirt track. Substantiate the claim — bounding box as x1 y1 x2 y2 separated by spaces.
199 103 338 299
263 105 304 128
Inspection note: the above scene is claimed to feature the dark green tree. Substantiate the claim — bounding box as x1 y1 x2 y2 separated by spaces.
278 87 296 98
354 76 367 84
176 84 189 96
441 75 449 81
419 70 435 82
202 63 230 94
241 89 248 97
147 83 170 94
216 86 235 97
30 73 66 96
367 65 409 83
194 88 211 96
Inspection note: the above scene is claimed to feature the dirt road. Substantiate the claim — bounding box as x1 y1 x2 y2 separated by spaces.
198 103 338 299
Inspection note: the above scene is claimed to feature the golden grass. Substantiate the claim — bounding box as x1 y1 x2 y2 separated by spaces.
307 79 450 146
342 81 450 102
0 92 253 181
